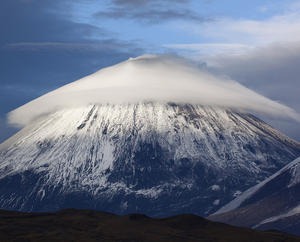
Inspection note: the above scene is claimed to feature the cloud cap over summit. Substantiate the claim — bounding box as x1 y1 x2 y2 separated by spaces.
8 55 300 127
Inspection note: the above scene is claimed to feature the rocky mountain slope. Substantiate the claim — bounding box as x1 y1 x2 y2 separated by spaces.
209 157 300 235
1 102 299 216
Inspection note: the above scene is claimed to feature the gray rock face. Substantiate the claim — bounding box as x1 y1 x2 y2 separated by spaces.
0 102 299 216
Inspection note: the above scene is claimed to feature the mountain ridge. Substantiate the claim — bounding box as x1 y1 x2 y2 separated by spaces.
209 157 300 235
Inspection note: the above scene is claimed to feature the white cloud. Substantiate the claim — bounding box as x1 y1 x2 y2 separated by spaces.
165 43 253 56
8 55 300 127
192 11 300 46
205 41 300 113
0 116 19 143
169 1 300 55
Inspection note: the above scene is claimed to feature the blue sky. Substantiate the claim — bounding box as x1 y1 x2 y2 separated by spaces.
1 0 300 142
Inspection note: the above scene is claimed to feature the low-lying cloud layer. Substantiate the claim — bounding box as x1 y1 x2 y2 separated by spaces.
8 55 300 127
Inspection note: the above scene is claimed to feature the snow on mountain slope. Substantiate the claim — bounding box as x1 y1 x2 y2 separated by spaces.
209 157 300 235
214 157 300 215
255 204 300 228
0 103 299 216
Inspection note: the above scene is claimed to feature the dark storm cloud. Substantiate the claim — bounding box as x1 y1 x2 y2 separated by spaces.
0 0 143 143
95 0 209 24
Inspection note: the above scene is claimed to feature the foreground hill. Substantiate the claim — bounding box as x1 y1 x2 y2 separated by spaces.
0 209 299 242
209 157 300 236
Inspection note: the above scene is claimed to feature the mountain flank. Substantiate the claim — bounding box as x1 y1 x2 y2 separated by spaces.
209 157 300 236
1 103 300 216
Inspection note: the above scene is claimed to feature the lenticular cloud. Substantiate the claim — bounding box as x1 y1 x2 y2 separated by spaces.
8 54 300 127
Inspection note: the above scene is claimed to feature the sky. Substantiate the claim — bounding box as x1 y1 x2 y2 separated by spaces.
0 0 300 142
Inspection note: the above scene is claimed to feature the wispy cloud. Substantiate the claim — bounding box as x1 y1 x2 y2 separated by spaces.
167 1 300 54
111 0 190 7
3 41 142 53
210 14 300 45
166 43 254 57
94 0 210 24
206 41 300 113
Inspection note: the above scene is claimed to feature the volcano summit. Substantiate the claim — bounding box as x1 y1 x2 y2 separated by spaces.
0 55 300 216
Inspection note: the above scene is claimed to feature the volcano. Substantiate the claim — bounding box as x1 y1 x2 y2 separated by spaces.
0 55 299 217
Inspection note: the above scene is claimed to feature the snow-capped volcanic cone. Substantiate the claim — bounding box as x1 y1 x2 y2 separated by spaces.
0 55 300 216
